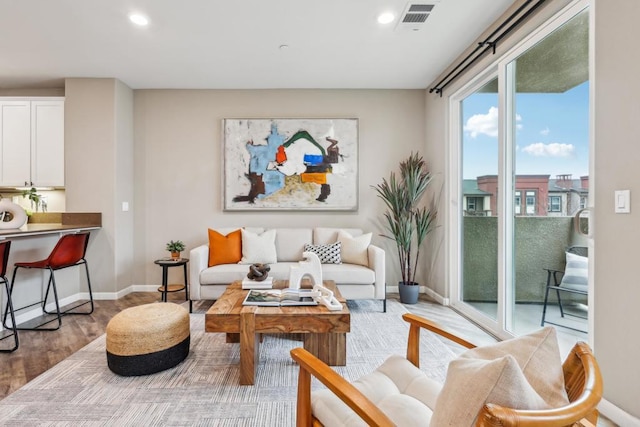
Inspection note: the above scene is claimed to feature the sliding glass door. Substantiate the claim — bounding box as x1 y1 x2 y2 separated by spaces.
450 2 590 344
459 76 499 322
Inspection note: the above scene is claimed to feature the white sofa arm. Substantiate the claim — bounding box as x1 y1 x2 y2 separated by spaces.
189 244 209 301
367 244 386 300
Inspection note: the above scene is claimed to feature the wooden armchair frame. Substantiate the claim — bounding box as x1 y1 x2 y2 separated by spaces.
290 313 602 427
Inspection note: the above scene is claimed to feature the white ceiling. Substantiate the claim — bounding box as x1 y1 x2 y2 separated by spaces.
0 0 515 90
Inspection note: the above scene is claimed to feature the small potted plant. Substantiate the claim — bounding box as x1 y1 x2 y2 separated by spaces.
166 240 186 259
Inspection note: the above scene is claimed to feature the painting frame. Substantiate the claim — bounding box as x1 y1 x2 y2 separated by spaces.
223 118 359 211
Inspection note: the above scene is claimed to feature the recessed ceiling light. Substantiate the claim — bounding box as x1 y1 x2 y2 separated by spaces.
129 13 149 26
377 12 395 25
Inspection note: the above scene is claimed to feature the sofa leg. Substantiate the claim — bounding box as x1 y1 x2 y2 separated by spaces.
383 299 386 313
189 300 193 313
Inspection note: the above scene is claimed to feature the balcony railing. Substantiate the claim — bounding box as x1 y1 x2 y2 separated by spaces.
462 216 588 304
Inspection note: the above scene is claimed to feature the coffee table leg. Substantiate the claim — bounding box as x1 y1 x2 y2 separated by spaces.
240 312 259 385
304 333 346 366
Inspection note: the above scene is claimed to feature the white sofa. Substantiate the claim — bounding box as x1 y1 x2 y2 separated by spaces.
189 227 386 311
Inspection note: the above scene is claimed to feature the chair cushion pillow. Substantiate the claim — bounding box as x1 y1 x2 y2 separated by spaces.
337 230 371 266
304 242 342 264
275 228 312 262
560 251 588 292
240 229 277 264
459 326 570 408
312 355 441 426
208 228 242 267
431 355 550 426
314 227 363 245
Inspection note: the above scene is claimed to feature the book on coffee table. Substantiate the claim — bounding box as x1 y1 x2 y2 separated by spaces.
242 288 318 306
241 276 274 289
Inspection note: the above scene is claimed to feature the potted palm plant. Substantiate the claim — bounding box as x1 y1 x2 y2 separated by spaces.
166 240 186 259
372 152 436 304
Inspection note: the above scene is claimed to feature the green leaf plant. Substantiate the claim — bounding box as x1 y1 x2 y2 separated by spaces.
166 240 186 253
22 187 42 212
372 152 436 285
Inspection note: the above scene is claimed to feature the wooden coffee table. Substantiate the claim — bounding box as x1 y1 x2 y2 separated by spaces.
205 280 350 385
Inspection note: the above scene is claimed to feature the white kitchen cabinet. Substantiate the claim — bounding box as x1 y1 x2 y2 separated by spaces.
0 98 64 187
0 100 31 186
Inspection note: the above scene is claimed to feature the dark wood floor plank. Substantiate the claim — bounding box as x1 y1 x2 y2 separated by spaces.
0 291 178 399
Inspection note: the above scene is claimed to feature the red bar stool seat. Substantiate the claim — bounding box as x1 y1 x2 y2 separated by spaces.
0 240 18 352
4 232 94 331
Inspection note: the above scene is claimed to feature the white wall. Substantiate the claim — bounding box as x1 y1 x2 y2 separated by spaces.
592 0 640 419
114 81 135 290
64 79 119 295
133 89 426 288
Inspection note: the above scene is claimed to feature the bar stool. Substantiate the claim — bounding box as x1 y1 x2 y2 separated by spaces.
4 232 94 331
0 240 18 352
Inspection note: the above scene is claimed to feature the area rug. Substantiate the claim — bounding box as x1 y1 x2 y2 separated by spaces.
0 300 457 426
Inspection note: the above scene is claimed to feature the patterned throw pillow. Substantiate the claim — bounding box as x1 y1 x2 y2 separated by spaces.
304 242 342 264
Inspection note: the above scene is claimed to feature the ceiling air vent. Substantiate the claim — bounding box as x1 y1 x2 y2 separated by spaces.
395 2 438 32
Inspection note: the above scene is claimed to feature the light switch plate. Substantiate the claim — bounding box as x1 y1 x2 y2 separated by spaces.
614 190 630 213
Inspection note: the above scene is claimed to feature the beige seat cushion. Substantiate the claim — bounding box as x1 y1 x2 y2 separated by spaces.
321 263 375 284
312 355 441 426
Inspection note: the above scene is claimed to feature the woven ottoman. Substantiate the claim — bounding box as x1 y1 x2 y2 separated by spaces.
106 303 190 376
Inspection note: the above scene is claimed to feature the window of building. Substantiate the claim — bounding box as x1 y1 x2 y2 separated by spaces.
525 191 536 215
467 198 476 211
580 196 587 209
548 196 562 212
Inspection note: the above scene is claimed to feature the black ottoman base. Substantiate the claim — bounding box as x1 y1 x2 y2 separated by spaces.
107 335 190 376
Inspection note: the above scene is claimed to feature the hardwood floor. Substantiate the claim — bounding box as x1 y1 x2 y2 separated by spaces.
0 292 616 426
0 292 483 400
0 292 192 400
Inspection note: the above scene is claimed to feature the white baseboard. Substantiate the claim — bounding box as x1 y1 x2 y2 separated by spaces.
422 286 449 306
385 284 449 306
599 398 640 426
0 285 162 332
5 293 88 329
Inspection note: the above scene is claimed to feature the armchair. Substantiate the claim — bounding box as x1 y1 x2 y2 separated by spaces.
290 313 602 427
541 246 589 333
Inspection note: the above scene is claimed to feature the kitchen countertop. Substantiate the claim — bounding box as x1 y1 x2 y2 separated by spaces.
0 212 101 238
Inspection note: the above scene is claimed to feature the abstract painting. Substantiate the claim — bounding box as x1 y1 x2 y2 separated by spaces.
223 118 358 211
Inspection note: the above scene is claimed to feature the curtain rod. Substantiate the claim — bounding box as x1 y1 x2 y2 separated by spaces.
429 0 547 97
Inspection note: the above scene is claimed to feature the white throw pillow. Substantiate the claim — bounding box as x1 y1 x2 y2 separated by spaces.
459 326 569 408
240 229 277 264
560 251 588 291
431 355 550 427
337 230 371 266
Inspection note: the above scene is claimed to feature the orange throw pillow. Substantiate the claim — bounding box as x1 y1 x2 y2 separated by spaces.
208 229 242 267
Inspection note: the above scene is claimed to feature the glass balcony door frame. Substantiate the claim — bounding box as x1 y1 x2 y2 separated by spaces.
447 0 590 340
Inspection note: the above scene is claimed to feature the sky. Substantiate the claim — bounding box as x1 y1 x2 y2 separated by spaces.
462 81 589 180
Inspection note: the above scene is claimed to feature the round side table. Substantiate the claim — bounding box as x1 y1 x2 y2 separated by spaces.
154 258 189 304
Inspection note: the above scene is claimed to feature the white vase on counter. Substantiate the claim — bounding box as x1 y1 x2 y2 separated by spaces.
0 199 28 229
